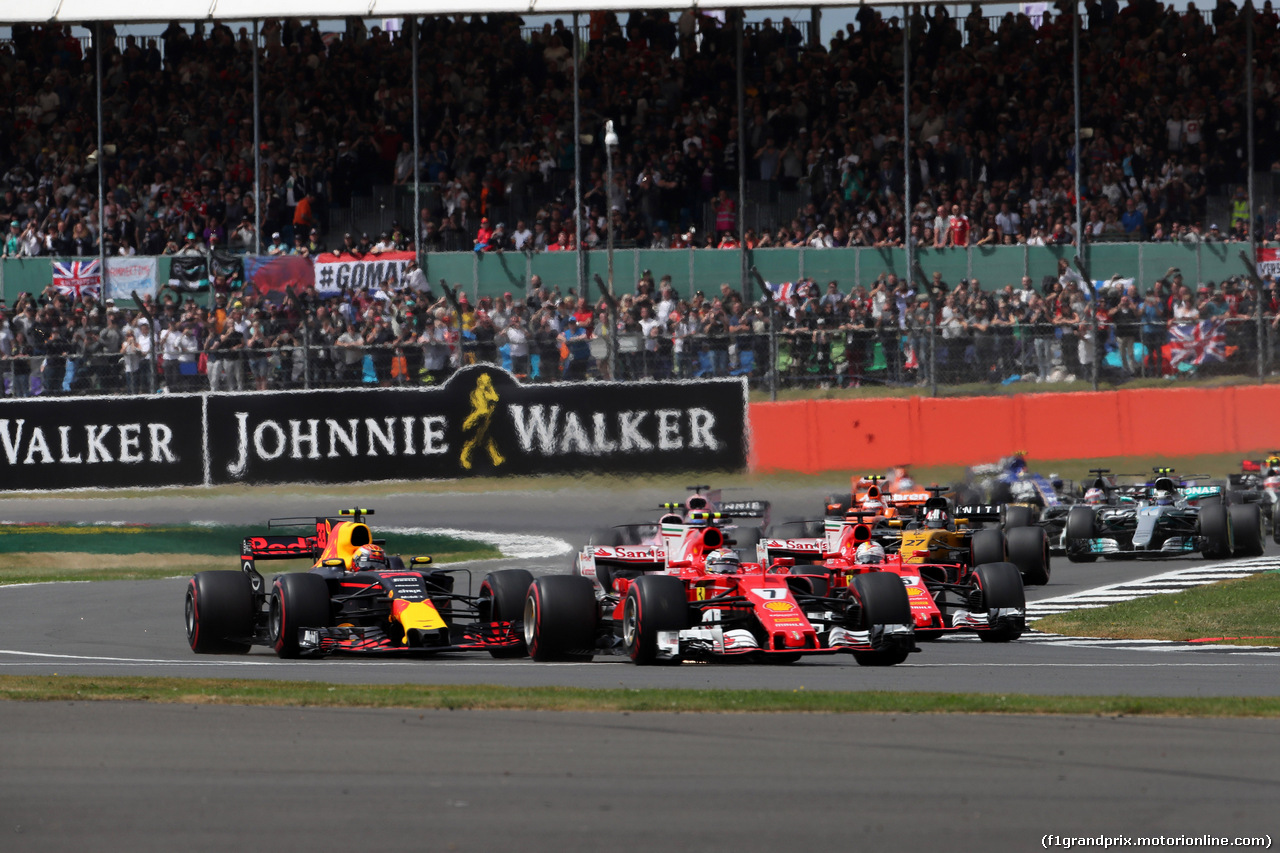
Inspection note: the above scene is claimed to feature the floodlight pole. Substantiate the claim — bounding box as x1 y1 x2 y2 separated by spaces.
1248 2 1262 379
605 120 619 380
412 17 421 263
574 12 585 301
96 23 106 285
253 20 261 255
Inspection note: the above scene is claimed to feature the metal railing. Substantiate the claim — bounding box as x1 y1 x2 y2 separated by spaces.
5 315 1276 398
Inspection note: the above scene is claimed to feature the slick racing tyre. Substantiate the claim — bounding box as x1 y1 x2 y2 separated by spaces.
971 562 1026 643
269 572 331 659
1006 526 1050 586
1198 504 1234 559
186 571 255 654
524 575 598 662
479 569 535 658
849 572 913 667
970 528 1006 567
1065 506 1098 563
622 574 690 665
1001 505 1036 531
1228 503 1265 557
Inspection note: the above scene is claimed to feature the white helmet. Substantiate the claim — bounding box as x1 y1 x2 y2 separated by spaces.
860 499 885 514
1084 488 1105 505
706 549 741 574
855 542 885 564
924 508 950 529
1153 489 1175 506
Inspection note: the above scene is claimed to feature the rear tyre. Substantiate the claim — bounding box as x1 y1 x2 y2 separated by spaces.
1006 526 1050 586
849 573 913 667
1228 504 1265 557
1065 506 1098 562
269 572 331 659
479 569 535 658
1198 505 1234 559
970 529 1006 567
972 562 1026 643
1001 505 1036 530
186 571 255 654
622 575 690 665
524 575 598 662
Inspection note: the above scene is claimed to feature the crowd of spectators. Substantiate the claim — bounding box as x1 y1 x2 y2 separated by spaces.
4 2 1280 262
2 259 1278 397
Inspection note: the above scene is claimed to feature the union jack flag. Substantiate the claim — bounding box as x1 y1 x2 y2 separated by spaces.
52 260 102 301
768 281 796 302
1167 319 1227 367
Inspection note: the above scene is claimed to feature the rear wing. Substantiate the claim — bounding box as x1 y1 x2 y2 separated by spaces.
241 534 320 562
954 504 1004 522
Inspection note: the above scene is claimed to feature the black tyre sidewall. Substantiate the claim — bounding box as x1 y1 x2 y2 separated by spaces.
624 574 689 664
526 575 598 662
1228 504 1264 557
270 573 330 658
187 571 255 654
1006 526 1050 586
1198 505 1233 559
970 528 1006 567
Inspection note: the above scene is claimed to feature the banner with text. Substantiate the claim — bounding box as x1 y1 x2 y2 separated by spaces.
205 367 747 485
0 369 747 490
0 395 204 490
312 250 416 299
105 257 158 302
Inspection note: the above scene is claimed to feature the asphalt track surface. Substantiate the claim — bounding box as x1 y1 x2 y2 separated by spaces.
2 483 1280 851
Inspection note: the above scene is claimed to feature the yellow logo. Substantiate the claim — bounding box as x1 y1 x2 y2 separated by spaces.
459 373 505 469
764 601 794 612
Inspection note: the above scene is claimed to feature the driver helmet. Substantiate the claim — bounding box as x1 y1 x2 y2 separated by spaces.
924 508 950 529
860 499 885 515
855 541 885 564
896 477 915 490
1153 489 1175 506
1267 456 1280 475
352 544 389 571
1084 487 1105 505
705 548 741 574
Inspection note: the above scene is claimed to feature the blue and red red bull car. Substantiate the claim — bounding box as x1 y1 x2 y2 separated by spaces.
185 508 530 658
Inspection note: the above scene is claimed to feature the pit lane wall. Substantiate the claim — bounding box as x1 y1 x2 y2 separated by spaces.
0 367 748 491
748 385 1280 473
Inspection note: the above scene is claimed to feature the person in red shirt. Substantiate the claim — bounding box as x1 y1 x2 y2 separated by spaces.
474 217 494 252
946 204 970 247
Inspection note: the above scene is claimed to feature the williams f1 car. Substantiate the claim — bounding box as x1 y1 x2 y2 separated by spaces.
534 508 917 666
185 508 531 658
1063 470 1265 561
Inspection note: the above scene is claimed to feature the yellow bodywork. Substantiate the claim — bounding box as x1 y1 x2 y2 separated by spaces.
390 598 448 642
898 529 968 564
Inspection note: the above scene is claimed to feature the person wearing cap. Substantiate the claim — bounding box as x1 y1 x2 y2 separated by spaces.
371 231 396 255
3 221 20 258
306 228 322 256
267 232 288 256
557 314 592 381
473 218 494 253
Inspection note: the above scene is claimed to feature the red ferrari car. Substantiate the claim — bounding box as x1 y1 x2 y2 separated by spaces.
764 512 1027 643
524 509 918 666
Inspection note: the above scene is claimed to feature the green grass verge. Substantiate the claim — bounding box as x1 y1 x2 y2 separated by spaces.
0 523 499 585
1033 572 1280 645
1 675 1277 716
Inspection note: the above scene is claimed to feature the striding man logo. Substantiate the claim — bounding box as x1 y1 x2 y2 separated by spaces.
459 372 505 469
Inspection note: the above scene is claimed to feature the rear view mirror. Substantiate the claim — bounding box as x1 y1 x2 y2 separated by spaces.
411 556 433 565
321 558 345 568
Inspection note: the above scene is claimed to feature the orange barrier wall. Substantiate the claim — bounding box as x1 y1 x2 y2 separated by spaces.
749 385 1280 473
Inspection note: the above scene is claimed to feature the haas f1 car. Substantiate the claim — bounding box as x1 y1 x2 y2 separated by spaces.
185 509 532 658
535 508 918 666
1228 455 1280 544
1064 470 1265 561
762 511 1028 642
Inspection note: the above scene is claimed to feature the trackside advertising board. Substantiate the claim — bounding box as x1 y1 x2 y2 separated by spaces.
0 395 205 490
0 367 748 490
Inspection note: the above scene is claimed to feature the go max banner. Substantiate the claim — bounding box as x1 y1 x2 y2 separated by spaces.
205 366 747 485
0 394 204 491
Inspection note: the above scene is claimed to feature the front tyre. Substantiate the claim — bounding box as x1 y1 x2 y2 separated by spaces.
849 572 914 667
971 562 1026 643
1198 505 1233 559
1065 506 1098 562
186 571 255 654
269 573 331 659
479 569 535 658
622 574 690 665
524 575 598 662
1228 503 1265 557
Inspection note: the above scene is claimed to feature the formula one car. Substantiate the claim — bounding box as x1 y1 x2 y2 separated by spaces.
824 469 931 519
185 508 532 658
535 509 917 666
785 513 1027 642
1228 454 1280 543
774 485 1051 586
1063 470 1265 561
